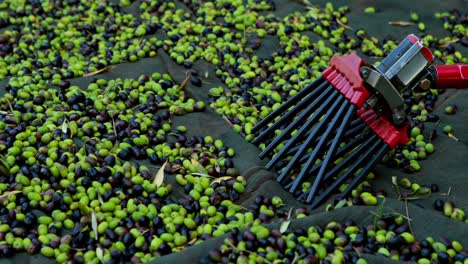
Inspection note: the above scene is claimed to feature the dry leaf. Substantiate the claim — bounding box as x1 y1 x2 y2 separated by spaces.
438 38 460 48
187 237 197 245
153 160 168 187
61 120 68 134
388 21 415 27
97 190 104 205
91 210 98 240
96 247 103 262
179 72 191 90
83 66 112 77
191 159 207 174
336 18 352 30
190 172 210 177
287 207 294 220
280 220 291 233
0 190 22 200
214 162 221 173
211 176 233 185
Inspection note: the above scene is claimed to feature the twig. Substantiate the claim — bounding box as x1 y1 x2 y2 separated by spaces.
440 186 452 196
404 198 414 235
178 71 191 91
83 66 113 77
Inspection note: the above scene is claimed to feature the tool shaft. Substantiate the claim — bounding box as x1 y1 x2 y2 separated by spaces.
433 64 468 89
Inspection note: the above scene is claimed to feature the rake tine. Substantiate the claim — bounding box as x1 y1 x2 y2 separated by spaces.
258 85 335 160
338 142 389 199
251 76 325 134
289 101 353 193
251 80 326 145
304 104 356 200
321 134 379 183
297 121 368 163
264 88 339 168
276 94 345 183
284 163 321 190
307 137 383 207
303 131 369 175
287 118 366 158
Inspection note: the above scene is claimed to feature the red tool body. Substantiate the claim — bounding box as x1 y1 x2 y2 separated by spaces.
252 34 467 208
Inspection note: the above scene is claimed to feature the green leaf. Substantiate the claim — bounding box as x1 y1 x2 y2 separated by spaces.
61 120 68 134
96 247 104 262
280 220 290 233
91 210 98 241
191 159 207 174
334 199 347 209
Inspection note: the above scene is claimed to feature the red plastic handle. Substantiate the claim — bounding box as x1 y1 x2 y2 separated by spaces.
434 64 468 89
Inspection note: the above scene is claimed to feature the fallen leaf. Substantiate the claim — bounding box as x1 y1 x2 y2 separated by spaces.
211 176 233 185
0 190 22 200
190 172 210 177
97 190 104 205
61 120 68 134
287 207 294 220
91 210 98 240
437 38 459 48
96 247 103 262
153 160 168 187
83 66 112 77
178 72 191 91
388 21 415 27
405 186 432 200
187 237 197 245
280 220 291 233
191 159 207 174
214 162 221 173
336 18 352 30
334 199 347 209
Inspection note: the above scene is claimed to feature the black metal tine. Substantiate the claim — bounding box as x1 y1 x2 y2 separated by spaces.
259 85 335 160
289 101 352 193
251 76 325 134
263 87 339 166
251 80 327 145
320 133 379 183
302 131 370 175
284 163 321 190
304 104 356 200
338 142 389 200
295 121 368 163
287 118 366 157
307 137 383 207
276 95 345 183
349 117 363 128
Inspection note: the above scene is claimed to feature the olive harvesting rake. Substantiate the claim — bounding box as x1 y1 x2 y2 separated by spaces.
251 34 468 208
